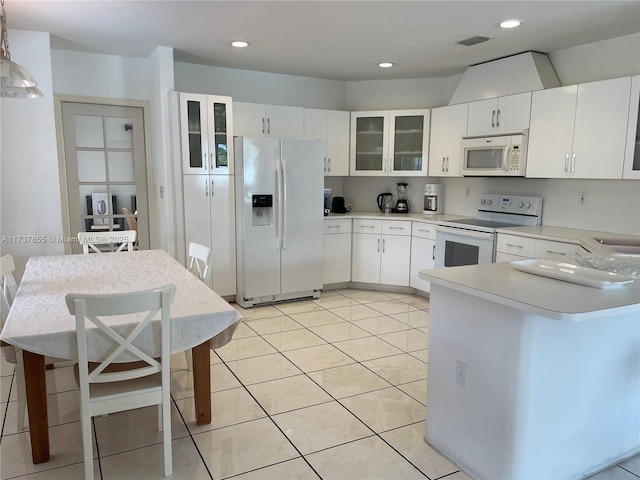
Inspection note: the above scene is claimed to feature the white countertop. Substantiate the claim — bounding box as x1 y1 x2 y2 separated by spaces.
420 262 640 321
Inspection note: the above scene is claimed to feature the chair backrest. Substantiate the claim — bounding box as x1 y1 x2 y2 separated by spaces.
77 230 137 254
122 207 138 236
0 255 18 322
66 285 176 384
188 242 213 283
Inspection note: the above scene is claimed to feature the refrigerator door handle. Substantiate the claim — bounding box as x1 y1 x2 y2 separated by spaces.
275 159 283 249
281 158 288 249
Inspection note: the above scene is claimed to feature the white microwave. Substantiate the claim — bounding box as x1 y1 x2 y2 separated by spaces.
461 130 528 176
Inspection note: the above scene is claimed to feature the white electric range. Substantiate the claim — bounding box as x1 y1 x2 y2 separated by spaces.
435 194 543 268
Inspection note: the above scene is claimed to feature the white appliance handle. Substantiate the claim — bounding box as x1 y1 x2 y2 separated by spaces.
281 158 288 249
275 159 283 250
436 225 494 241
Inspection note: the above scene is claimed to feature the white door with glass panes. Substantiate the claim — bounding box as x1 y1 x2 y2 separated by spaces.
388 110 430 176
61 102 150 253
179 93 233 175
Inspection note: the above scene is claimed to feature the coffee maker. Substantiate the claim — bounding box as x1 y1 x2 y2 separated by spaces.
395 183 409 213
423 184 443 215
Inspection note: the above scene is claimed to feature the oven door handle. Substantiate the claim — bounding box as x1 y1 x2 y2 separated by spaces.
436 225 495 240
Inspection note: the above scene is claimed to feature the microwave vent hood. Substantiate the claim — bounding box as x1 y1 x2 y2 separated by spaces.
449 51 561 105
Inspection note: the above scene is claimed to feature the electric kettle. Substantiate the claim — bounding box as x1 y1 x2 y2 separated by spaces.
376 193 393 213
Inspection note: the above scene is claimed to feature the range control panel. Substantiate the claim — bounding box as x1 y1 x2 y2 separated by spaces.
477 194 543 217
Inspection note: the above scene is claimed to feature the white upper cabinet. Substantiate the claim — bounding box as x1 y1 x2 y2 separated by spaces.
178 93 234 175
623 75 640 179
428 103 468 177
466 92 532 135
304 109 350 176
350 109 430 176
234 102 303 139
526 77 631 179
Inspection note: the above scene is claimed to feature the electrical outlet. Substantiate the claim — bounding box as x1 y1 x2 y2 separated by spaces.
456 360 468 389
579 192 587 206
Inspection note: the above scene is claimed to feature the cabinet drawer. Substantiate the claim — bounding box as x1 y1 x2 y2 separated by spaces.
496 234 535 258
353 219 382 234
534 240 581 260
324 218 352 234
411 222 436 240
382 220 412 236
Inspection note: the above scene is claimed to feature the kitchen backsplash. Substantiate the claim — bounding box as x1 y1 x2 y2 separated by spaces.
325 176 640 236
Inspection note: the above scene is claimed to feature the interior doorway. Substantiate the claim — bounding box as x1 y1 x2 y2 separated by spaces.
59 101 151 253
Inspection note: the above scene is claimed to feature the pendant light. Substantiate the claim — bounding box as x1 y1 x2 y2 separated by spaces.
0 0 43 98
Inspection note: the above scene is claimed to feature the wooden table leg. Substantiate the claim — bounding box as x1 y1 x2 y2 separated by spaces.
192 341 211 425
22 351 49 463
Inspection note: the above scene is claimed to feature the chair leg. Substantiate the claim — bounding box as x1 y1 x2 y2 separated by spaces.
15 351 27 431
80 415 94 480
162 400 172 476
185 350 193 371
157 404 162 432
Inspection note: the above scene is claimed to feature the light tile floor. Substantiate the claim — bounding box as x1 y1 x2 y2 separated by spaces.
1 288 638 479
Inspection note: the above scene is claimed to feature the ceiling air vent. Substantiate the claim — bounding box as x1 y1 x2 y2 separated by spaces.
457 36 491 47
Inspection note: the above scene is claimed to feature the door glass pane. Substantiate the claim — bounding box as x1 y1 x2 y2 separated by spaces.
187 101 203 168
466 148 504 169
75 115 104 148
444 241 479 267
355 116 383 171
213 103 227 133
393 115 424 171
79 186 117 232
108 151 135 182
105 117 134 149
77 151 106 182
215 134 228 168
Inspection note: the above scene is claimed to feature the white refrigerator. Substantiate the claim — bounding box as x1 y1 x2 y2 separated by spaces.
234 137 325 307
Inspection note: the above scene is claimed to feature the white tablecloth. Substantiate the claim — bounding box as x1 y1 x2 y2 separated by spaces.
0 250 242 362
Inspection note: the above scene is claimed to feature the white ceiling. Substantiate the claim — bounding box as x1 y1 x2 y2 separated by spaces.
5 1 640 81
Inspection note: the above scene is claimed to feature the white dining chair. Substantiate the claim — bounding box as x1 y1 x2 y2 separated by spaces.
185 242 213 370
0 254 27 430
65 285 176 480
77 230 137 254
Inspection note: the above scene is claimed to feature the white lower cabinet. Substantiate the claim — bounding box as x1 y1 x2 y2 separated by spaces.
183 175 236 296
323 219 352 284
352 219 411 286
410 222 437 292
496 233 585 263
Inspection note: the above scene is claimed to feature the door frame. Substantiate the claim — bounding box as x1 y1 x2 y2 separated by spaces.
54 94 156 254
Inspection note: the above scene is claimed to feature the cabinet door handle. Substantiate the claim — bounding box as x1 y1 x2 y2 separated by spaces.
546 250 566 256
360 225 375 229
496 109 501 128
446 157 450 172
491 110 496 128
571 153 576 174
389 226 404 230
328 157 331 173
564 153 570 173
211 179 215 196
382 238 386 253
432 244 436 260
323 157 327 173
377 238 380 253
203 153 208 171
506 243 523 248
262 118 265 135
204 178 209 197
267 118 271 135
327 225 340 229
442 157 445 172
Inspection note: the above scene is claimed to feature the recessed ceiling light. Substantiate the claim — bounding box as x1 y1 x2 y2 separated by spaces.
229 40 250 48
500 19 522 29
378 62 395 68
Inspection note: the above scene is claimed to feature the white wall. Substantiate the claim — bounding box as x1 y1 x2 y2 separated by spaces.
1 30 63 280
174 62 347 109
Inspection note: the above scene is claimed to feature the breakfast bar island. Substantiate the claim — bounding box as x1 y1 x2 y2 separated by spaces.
419 262 640 480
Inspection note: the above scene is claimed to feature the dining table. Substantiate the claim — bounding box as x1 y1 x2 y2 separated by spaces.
0 249 242 464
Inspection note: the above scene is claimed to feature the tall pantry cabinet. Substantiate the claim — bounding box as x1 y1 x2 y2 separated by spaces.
172 92 236 297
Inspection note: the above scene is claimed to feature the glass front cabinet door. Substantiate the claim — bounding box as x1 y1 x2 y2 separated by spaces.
350 109 430 176
179 93 234 175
